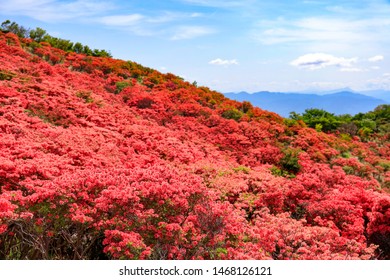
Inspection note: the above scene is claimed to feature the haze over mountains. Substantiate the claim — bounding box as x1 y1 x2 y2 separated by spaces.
224 90 389 117
304 88 390 103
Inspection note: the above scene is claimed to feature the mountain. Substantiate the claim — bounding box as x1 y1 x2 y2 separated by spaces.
299 87 355 95
0 30 389 260
224 91 387 117
304 87 390 103
361 89 390 103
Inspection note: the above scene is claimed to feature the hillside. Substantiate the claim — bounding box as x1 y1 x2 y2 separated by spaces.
0 30 389 260
224 91 387 117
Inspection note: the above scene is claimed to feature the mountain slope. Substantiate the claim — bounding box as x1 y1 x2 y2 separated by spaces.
224 91 387 117
1 31 389 260
361 90 390 103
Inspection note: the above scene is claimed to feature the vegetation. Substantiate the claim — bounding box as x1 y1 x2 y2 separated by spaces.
1 20 111 57
290 106 390 139
0 27 389 260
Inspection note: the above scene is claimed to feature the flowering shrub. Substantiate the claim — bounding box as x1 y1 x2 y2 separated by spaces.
0 30 389 259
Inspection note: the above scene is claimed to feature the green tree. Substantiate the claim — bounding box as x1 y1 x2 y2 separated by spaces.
29 27 47 42
221 108 243 121
83 45 93 56
1 20 112 58
1 20 29 37
92 48 112 58
300 108 340 132
73 42 84 54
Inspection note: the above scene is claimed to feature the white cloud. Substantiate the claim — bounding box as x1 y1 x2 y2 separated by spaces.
98 12 200 27
209 58 239 66
145 11 203 24
180 0 251 8
368 55 384 62
171 26 215 40
0 0 113 21
367 73 390 90
0 1 213 40
302 0 325 4
252 6 390 55
97 11 212 38
290 53 358 70
340 67 364 72
99 14 144 26
293 80 347 91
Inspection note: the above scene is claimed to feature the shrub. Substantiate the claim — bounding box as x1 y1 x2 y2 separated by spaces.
221 108 243 121
76 90 94 103
0 70 16 81
280 149 301 174
136 97 154 109
115 81 132 94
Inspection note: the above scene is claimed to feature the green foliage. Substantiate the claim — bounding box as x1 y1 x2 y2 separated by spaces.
221 108 243 121
270 166 296 179
76 91 94 103
92 49 111 58
301 108 340 132
289 111 301 120
115 81 132 94
212 247 228 258
315 123 323 132
342 166 355 175
0 70 16 81
360 119 376 130
240 101 253 114
232 166 251 174
73 42 83 54
378 123 390 134
377 160 390 172
1 20 29 37
372 104 390 130
358 127 373 139
279 148 301 174
27 41 42 52
1 20 112 58
339 133 352 141
83 45 93 56
45 36 74 51
341 151 352 158
29 27 47 42
289 104 390 139
283 118 298 127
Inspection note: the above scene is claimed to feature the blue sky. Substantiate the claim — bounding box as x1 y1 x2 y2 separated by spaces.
1 0 390 93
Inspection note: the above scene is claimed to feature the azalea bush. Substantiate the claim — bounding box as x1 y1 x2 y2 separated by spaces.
0 29 389 259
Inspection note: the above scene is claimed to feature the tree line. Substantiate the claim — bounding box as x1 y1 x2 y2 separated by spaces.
289 105 390 138
0 20 112 58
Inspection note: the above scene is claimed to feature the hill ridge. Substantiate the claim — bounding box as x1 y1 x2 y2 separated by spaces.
224 90 388 117
0 30 389 260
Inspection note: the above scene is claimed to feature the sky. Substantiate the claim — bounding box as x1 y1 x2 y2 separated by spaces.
1 0 390 93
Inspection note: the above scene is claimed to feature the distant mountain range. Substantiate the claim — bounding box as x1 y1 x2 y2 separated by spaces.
360 90 390 103
224 91 389 117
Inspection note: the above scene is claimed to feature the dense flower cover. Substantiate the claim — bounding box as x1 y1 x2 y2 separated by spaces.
0 31 389 259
